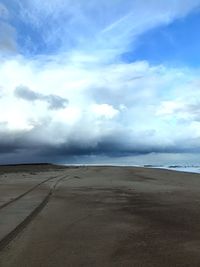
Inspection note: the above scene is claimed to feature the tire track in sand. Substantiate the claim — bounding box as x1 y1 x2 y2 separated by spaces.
0 174 64 210
0 175 69 251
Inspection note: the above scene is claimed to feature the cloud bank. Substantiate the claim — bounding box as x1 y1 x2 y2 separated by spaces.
0 0 200 164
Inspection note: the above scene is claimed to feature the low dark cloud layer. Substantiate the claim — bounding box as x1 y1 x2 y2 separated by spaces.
15 85 69 110
0 121 200 164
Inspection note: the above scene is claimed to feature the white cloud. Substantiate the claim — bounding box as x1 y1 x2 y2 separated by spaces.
0 22 17 53
1 0 200 163
0 2 17 53
11 0 200 59
156 100 184 115
91 104 119 119
0 54 200 156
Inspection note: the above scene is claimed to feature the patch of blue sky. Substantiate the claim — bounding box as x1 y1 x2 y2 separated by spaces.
122 10 200 67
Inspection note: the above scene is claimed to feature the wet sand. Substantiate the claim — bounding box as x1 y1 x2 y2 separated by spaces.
1 165 200 266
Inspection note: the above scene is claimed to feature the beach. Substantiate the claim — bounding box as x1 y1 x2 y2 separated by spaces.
0 164 200 266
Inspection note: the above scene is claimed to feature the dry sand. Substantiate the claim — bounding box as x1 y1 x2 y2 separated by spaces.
0 164 200 266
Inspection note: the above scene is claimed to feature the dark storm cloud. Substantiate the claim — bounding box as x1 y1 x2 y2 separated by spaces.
0 130 26 153
14 85 69 110
0 123 200 164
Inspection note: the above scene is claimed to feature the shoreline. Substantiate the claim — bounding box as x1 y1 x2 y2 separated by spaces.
1 162 200 174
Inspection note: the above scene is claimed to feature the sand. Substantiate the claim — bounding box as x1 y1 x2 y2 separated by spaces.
0 164 200 266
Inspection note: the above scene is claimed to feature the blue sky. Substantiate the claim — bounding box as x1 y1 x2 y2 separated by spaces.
1 0 200 165
123 10 200 66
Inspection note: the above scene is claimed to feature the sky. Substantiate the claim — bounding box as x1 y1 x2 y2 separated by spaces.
1 0 200 165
